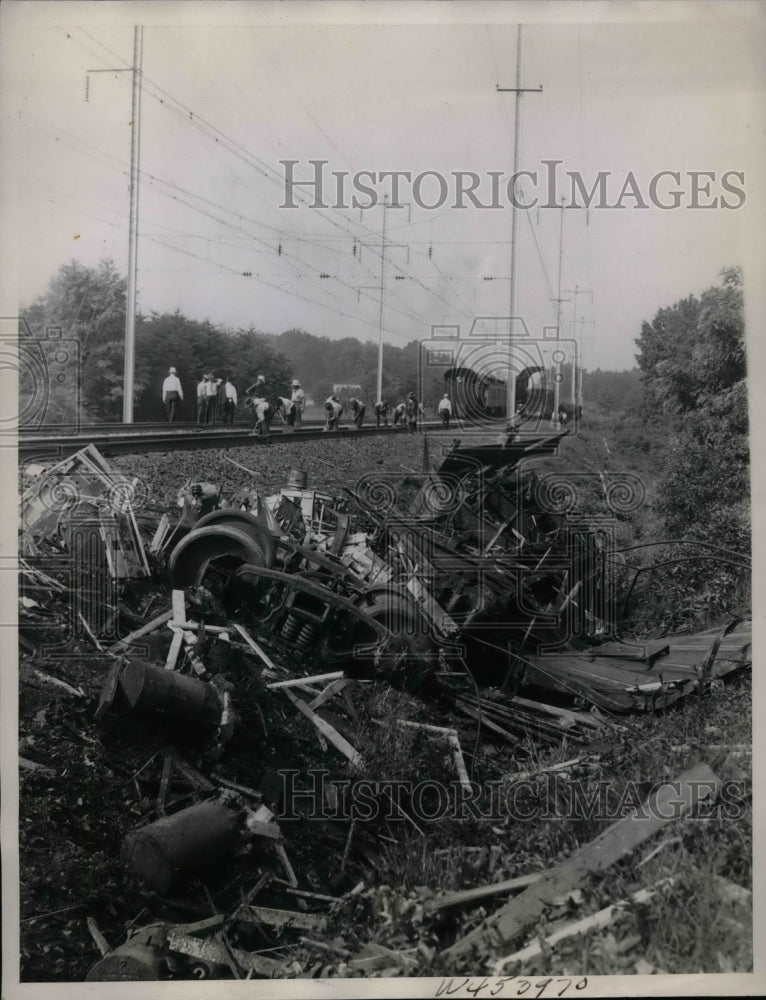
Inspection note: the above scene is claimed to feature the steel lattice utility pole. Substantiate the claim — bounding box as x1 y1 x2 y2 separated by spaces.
359 198 408 405
375 197 389 405
576 318 595 412
123 25 143 423
496 25 542 419
86 26 143 422
564 286 593 408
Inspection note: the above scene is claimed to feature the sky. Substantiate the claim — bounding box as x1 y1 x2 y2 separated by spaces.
1 1 764 372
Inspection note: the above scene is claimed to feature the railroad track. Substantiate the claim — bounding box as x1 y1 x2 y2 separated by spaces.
18 420 432 457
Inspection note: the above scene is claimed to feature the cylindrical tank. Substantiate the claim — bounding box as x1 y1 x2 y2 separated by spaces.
286 469 308 489
122 799 241 893
117 659 221 727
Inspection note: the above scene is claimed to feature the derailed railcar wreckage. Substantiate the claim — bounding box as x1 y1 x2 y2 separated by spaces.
159 432 750 713
17 437 751 981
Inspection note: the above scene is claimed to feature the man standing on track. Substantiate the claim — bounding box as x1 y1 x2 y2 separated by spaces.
222 375 238 424
162 366 183 423
204 373 222 424
392 401 406 427
438 393 452 428
291 380 305 429
196 373 208 426
405 392 419 434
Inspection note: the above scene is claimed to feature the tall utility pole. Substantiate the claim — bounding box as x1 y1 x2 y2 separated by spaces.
576 318 595 412
360 198 406 403
86 25 143 423
564 285 593 407
549 202 569 428
497 25 542 418
122 25 143 423
375 196 389 404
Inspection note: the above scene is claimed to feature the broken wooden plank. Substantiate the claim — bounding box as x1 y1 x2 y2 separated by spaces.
19 757 55 777
165 929 284 977
449 732 471 789
427 871 544 914
501 757 591 784
243 906 325 931
285 888 339 904
86 916 112 957
149 514 170 554
492 877 675 971
445 762 722 960
110 610 174 651
275 844 299 887
232 624 282 676
267 671 344 691
670 744 751 756
508 694 605 730
308 677 350 711
31 669 85 699
166 750 216 792
164 590 187 671
164 627 184 672
78 611 107 653
282 689 364 767
348 941 419 973
210 774 263 799
388 720 472 788
157 755 173 815
454 701 519 744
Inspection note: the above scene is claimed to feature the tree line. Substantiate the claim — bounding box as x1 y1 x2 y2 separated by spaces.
20 259 435 422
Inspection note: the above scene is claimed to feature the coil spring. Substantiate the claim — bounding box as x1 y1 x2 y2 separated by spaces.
295 622 319 654
280 612 302 643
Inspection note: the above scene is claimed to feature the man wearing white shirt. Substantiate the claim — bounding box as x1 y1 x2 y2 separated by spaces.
196 374 208 426
204 373 222 424
162 367 183 423
223 376 238 424
248 396 271 436
438 393 452 428
290 380 305 428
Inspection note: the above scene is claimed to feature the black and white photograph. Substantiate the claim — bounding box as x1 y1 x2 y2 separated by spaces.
1 1 763 996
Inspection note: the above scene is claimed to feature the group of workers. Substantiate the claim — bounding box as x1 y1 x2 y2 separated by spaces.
160 367 306 432
162 367 473 437
330 392 427 434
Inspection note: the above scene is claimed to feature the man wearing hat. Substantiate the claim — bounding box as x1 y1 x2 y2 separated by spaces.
162 366 183 423
290 379 306 429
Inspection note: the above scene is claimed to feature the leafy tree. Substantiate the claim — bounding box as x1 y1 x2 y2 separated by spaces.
20 259 148 421
631 267 749 627
582 368 643 413
136 315 293 420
